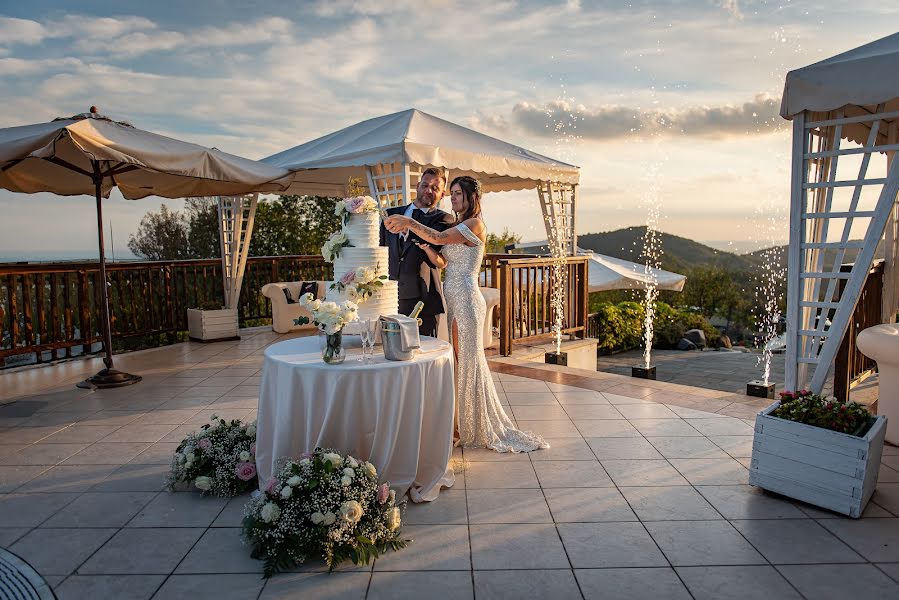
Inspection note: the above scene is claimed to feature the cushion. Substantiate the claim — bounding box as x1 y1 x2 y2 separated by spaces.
282 287 296 304
299 281 318 300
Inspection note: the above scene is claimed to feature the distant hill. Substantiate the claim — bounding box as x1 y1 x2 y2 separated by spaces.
747 239 886 271
576 227 766 273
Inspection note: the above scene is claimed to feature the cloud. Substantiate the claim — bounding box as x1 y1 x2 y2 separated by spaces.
310 0 452 17
716 0 743 20
505 93 782 141
0 17 48 44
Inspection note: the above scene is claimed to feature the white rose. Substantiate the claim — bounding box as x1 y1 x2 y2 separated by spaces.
309 299 322 311
322 452 343 468
287 475 302 487
323 511 336 525
311 511 325 524
239 451 251 462
185 452 195 465
299 458 312 466
389 489 396 504
194 476 212 491
245 424 256 438
175 452 185 464
387 506 401 531
347 457 359 468
260 502 281 523
341 476 352 487
345 285 359 302
339 500 364 523
343 467 355 477
280 485 293 499
364 462 377 478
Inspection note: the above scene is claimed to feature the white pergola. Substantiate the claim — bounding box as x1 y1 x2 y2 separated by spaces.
261 108 581 254
782 32 899 393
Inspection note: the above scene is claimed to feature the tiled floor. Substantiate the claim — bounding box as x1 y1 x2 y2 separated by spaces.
1 329 898 599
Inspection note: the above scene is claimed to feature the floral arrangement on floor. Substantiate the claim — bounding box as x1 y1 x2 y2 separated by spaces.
330 265 387 303
772 389 873 435
293 294 358 335
166 415 258 496
334 195 378 225
321 231 351 262
242 448 408 577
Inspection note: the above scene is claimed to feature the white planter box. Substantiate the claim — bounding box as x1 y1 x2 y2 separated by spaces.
749 401 887 518
187 308 239 342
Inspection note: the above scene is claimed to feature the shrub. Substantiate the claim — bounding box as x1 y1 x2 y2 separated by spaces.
590 300 719 352
772 390 873 435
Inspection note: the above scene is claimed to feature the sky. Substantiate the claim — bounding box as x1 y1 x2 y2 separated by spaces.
0 0 896 260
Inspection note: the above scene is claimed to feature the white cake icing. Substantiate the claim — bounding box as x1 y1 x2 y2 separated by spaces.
326 211 398 330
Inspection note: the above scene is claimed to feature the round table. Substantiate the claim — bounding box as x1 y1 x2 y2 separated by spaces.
256 335 456 502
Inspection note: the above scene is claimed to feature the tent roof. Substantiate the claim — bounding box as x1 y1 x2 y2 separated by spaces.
780 32 899 145
263 108 579 195
509 241 686 292
0 113 292 199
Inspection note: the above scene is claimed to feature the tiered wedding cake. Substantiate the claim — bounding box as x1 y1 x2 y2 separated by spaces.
322 197 398 333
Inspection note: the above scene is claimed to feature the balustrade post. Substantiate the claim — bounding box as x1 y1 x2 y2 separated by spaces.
77 270 91 355
499 260 513 356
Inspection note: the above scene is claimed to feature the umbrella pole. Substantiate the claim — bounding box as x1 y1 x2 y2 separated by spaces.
77 161 142 389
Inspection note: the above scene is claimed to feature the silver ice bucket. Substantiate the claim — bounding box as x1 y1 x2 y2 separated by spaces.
379 318 418 361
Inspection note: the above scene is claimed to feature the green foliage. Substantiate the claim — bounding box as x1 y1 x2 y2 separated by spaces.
184 198 220 259
127 203 192 261
485 227 522 254
772 390 873 435
590 300 719 352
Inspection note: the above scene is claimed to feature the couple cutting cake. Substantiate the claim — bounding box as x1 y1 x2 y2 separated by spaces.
380 169 548 453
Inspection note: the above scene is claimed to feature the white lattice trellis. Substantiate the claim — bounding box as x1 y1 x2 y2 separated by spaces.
537 181 578 255
784 106 899 392
217 194 258 310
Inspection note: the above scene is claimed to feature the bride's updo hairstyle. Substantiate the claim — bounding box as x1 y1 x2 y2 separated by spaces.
450 175 482 223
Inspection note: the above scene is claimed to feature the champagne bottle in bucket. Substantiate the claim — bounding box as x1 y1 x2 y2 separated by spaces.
408 301 424 326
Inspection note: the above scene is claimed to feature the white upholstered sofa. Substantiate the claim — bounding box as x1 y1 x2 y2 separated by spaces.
261 281 328 334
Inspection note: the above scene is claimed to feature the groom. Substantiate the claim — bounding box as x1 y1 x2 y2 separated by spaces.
379 167 451 337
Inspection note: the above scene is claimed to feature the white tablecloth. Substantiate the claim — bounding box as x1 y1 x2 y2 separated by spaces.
256 335 456 502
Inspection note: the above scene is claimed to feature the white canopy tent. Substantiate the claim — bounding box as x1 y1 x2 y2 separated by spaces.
508 241 686 292
263 108 581 254
781 32 899 393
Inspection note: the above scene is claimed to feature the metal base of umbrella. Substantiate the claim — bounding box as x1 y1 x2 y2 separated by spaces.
77 368 142 389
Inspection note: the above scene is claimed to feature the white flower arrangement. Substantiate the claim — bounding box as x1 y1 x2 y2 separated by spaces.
334 195 378 225
321 231 351 262
166 415 258 497
242 448 408 577
330 264 387 304
295 293 358 335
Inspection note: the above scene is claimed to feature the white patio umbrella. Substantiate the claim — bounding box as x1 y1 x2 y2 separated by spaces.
0 108 292 388
508 241 687 292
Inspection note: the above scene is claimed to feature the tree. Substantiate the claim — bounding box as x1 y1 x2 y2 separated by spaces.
248 195 342 256
678 265 741 318
127 204 192 261
185 198 220 259
485 227 522 254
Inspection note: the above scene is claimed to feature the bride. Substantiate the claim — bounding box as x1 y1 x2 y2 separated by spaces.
384 176 548 453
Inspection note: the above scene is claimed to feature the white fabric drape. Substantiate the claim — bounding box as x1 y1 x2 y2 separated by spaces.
255 336 456 502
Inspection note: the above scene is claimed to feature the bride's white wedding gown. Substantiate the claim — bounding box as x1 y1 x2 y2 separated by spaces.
441 223 549 453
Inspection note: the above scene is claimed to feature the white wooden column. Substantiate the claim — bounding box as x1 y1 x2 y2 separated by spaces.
883 123 899 323
784 106 899 392
217 194 258 310
537 181 578 255
365 162 419 208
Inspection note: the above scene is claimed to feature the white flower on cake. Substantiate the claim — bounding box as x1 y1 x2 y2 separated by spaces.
321 231 351 262
335 196 378 224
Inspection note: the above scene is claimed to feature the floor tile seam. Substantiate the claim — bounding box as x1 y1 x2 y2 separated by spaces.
812 516 899 560
871 562 899 585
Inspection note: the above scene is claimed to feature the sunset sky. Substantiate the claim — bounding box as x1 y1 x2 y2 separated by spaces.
1 1 895 260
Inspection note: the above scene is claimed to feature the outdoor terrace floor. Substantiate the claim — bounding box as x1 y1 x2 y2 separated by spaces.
0 328 898 599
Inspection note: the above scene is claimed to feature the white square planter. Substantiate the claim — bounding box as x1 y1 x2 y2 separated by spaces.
749 401 887 518
187 308 239 342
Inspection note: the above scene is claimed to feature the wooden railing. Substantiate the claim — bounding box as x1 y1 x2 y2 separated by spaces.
833 260 884 402
1 256 330 367
496 256 590 356
2 253 591 366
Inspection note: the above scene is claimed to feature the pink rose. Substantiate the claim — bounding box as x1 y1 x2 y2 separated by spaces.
198 438 211 451
236 462 257 482
340 270 356 285
300 452 313 460
378 483 390 504
264 477 278 495
250 443 256 456
346 197 365 213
